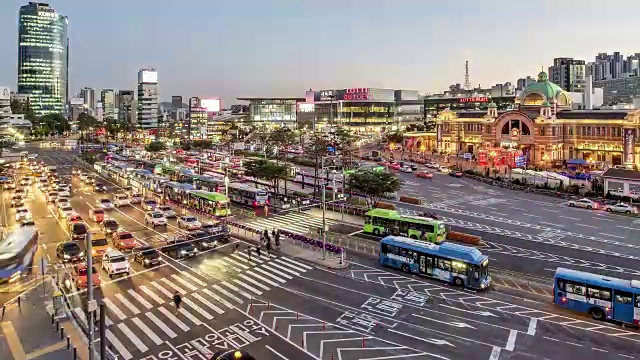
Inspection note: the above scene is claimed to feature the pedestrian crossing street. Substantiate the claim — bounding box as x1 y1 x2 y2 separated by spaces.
73 251 313 360
244 212 339 235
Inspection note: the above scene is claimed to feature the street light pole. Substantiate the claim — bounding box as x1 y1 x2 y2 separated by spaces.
85 232 95 360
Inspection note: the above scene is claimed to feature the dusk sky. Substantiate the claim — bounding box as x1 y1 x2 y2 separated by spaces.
1 0 639 106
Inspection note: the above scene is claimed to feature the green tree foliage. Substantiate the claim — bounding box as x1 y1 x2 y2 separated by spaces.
10 99 35 120
384 131 404 144
244 159 291 192
334 127 357 170
191 140 212 149
345 169 401 209
31 113 68 136
145 140 167 153
269 127 297 163
303 132 331 197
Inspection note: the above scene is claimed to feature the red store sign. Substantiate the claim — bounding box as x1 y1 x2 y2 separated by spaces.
343 88 374 101
459 97 489 103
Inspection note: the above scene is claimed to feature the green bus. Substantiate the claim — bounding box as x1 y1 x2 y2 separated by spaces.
364 208 446 244
188 190 231 217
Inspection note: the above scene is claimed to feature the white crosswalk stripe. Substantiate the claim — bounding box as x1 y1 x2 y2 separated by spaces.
98 254 316 360
247 212 339 235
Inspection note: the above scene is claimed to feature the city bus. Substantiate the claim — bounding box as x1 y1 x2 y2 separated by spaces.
379 236 491 290
0 226 38 283
194 175 225 192
163 181 196 204
364 208 446 243
553 267 640 324
225 182 268 207
187 190 231 216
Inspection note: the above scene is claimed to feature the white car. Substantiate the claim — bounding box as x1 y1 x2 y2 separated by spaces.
567 198 599 210
604 203 637 214
157 205 176 218
145 211 167 227
98 198 114 210
46 191 58 202
129 193 143 204
438 166 451 174
400 166 413 173
4 181 17 190
426 162 439 168
58 205 74 219
177 216 201 230
142 199 157 211
113 194 130 207
58 187 71 198
102 249 130 278
15 207 31 221
55 198 70 207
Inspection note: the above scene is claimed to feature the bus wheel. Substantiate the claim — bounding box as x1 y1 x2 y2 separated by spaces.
409 235 418 240
453 277 464 287
401 264 410 273
590 308 605 321
373 229 381 236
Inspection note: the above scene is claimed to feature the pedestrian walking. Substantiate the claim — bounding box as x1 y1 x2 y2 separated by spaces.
173 291 182 313
256 246 262 259
247 246 252 261
266 240 272 255
234 243 240 252
271 229 276 239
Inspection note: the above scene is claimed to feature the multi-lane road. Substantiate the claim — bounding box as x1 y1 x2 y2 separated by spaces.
2 146 639 360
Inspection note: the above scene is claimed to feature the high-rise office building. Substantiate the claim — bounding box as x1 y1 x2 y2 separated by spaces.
17 2 69 116
516 76 535 91
548 57 586 92
117 90 135 126
171 96 183 109
188 97 207 139
137 69 158 130
80 87 96 113
101 89 115 120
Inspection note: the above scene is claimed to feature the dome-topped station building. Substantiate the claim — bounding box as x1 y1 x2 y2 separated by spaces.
404 71 640 168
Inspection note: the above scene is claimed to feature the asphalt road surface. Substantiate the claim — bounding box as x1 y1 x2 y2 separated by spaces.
0 146 630 360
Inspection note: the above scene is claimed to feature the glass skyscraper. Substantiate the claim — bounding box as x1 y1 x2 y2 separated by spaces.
18 2 69 116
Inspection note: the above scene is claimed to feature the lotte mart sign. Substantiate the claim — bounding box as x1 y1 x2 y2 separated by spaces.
459 97 489 103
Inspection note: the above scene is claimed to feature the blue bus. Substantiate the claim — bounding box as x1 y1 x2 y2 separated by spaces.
379 236 491 290
553 267 640 324
0 226 39 283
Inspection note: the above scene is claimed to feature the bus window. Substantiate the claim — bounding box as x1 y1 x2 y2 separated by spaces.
615 291 633 304
587 286 611 301
565 280 586 296
364 215 372 225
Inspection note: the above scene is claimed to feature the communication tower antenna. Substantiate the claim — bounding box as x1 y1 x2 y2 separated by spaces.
464 61 471 90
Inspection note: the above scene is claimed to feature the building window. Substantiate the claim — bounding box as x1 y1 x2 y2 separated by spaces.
539 126 546 136
552 127 556 136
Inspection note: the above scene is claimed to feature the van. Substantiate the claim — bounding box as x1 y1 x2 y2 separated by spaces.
89 228 109 258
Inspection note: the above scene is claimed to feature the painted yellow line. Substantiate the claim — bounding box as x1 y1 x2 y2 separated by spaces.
26 341 66 359
1 321 27 360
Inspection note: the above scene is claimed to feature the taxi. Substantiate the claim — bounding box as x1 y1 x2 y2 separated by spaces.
89 208 105 222
112 231 136 251
88 228 109 258
67 264 101 289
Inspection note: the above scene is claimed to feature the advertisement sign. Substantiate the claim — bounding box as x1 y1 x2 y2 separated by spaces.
298 103 315 112
624 128 635 164
201 98 221 112
459 97 489 103
139 70 158 84
436 124 443 142
317 90 335 101
0 88 9 100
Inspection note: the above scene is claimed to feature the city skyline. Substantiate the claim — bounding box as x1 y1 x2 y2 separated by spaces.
3 0 640 107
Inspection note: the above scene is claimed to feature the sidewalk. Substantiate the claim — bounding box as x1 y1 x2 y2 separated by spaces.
0 279 88 360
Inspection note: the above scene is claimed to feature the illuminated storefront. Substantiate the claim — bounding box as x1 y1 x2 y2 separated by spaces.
17 3 69 115
237 98 303 127
404 72 640 168
422 95 516 119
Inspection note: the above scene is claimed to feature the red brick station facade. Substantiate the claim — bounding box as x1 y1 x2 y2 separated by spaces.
404 72 640 168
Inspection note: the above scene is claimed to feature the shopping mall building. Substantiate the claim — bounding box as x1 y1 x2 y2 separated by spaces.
402 72 640 168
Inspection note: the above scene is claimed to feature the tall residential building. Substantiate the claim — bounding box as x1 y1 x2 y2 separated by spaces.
17 2 69 116
516 76 535 91
117 90 135 126
100 89 115 120
80 87 96 113
171 96 183 109
188 97 207 139
548 57 586 93
136 69 159 130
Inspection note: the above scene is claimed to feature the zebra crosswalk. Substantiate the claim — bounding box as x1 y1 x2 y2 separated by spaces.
244 212 339 235
74 252 313 360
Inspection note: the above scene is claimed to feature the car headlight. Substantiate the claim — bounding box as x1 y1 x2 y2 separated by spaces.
180 250 187 254
64 254 70 259
144 259 150 264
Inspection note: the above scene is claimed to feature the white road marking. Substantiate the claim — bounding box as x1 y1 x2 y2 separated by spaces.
252 267 286 283
221 281 253 299
202 288 235 309
191 293 225 314
178 307 202 325
278 256 313 270
171 274 198 291
114 293 140 315
160 278 187 294
245 270 281 287
103 298 127 320
506 329 517 351
146 312 177 338
117 323 148 352
139 285 164 304
179 271 206 287
261 264 294 279
221 256 250 269
182 298 214 320
106 329 132 360
527 318 537 335
158 306 190 331
238 273 270 291
489 346 501 360
127 289 153 310
131 317 163 345
234 279 263 295
599 233 625 239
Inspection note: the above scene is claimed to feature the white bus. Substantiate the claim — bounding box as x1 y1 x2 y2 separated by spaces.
226 182 268 207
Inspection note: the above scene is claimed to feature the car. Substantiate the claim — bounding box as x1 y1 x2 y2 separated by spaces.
145 211 167 228
58 205 74 219
97 198 114 210
69 264 101 289
177 216 201 230
20 220 35 227
57 187 71 198
112 231 136 250
567 198 599 210
183 230 218 251
113 193 130 207
55 198 70 207
100 219 119 235
134 246 161 267
389 163 402 170
426 162 439 168
400 166 413 173
10 194 24 207
15 207 31 221
211 350 255 360
603 203 637 214
13 188 26 198
3 180 16 190
85 176 95 185
79 173 88 182
415 171 433 179
162 239 197 259
101 249 130 278
56 241 84 262
200 222 230 241
141 199 157 211
89 209 105 222
89 228 109 258
129 193 143 204
449 171 463 178
68 222 88 240
157 205 176 218
72 169 80 176
46 191 58 202
94 183 107 192
438 166 451 174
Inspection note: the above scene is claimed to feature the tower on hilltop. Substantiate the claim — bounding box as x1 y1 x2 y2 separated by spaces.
464 61 471 90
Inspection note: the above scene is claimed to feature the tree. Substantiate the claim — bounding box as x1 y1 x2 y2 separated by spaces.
77 113 98 142
105 117 119 144
244 159 291 192
334 127 357 170
269 127 297 164
145 141 167 153
384 131 404 145
191 140 212 149
345 170 401 209
303 132 331 198
10 99 35 120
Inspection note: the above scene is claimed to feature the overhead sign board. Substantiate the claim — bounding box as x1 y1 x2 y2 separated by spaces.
459 97 489 103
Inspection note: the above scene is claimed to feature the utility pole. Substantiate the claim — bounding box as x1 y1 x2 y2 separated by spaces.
85 232 96 360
